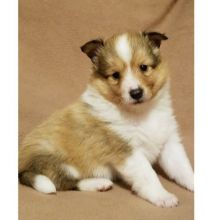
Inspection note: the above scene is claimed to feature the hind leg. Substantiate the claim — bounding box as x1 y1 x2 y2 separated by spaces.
19 154 80 193
19 171 56 194
33 174 56 193
77 178 113 192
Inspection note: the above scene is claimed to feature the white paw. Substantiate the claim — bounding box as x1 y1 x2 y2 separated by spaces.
183 182 194 192
152 192 179 208
77 178 113 192
184 179 194 192
177 175 194 192
33 175 56 194
96 179 113 192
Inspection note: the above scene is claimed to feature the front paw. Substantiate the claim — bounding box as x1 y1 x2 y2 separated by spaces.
177 175 194 192
183 180 194 192
151 192 179 208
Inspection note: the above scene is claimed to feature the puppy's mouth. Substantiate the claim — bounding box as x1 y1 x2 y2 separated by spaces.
122 98 145 106
133 100 144 105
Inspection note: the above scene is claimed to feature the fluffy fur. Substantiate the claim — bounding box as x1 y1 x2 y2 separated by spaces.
19 31 193 207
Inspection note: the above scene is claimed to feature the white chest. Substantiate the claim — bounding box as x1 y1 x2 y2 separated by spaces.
82 86 177 163
107 108 175 163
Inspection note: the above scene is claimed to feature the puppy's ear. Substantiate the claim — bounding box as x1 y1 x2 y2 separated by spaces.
80 39 104 62
144 32 168 48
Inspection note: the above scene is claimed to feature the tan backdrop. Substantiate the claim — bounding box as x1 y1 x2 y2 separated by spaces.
19 0 194 219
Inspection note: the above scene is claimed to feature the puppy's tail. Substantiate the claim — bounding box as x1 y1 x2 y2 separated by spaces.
19 153 79 194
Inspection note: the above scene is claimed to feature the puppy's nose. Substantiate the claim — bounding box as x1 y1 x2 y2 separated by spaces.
129 88 143 100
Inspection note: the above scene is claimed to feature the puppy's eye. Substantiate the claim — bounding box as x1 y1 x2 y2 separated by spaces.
111 72 120 80
139 64 148 72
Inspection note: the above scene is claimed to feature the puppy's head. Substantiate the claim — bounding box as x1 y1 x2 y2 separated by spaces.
81 31 168 106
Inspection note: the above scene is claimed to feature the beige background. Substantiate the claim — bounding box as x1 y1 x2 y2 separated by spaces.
19 0 194 219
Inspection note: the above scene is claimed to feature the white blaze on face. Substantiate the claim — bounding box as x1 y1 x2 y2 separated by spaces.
115 34 140 103
121 69 140 103
115 34 132 64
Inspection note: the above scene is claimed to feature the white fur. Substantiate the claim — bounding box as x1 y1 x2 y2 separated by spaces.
33 175 56 194
82 83 175 163
115 34 141 104
158 133 194 191
77 178 113 192
62 164 81 179
93 166 113 180
82 83 193 206
118 149 179 207
115 34 132 64
121 68 141 104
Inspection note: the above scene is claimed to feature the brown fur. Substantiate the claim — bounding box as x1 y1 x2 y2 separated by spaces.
88 32 168 106
19 102 132 190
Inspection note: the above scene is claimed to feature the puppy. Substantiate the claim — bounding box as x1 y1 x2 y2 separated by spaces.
19 31 194 207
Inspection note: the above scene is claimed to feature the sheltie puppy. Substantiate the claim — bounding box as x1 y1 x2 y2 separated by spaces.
19 31 194 207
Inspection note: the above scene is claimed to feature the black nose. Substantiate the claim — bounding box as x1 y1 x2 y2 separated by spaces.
129 88 143 100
